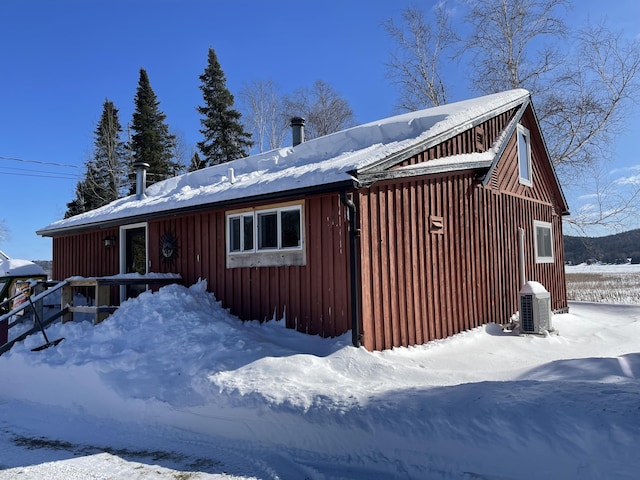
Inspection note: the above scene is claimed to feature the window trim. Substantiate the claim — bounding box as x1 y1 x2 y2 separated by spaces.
533 220 554 264
228 212 254 253
226 201 306 268
517 124 532 187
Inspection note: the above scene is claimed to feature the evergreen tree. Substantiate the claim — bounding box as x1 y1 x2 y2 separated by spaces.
130 68 181 191
196 47 252 167
65 179 92 218
92 99 128 201
65 99 128 218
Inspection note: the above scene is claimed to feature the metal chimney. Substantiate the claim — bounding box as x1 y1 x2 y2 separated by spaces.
291 117 305 146
133 161 150 200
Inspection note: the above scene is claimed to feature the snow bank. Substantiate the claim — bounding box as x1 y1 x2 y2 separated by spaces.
1 280 639 478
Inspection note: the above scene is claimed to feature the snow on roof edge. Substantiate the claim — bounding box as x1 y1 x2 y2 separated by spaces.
38 89 530 235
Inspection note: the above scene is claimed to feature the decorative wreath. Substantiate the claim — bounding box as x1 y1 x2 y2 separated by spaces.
159 232 179 265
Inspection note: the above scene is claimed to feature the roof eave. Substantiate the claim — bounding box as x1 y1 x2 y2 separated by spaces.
38 179 359 237
357 160 493 186
357 92 529 176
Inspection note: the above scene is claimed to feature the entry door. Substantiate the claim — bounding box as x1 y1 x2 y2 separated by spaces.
120 223 148 300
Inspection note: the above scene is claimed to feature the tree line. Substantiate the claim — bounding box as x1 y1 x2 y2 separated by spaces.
65 47 355 218
564 229 640 264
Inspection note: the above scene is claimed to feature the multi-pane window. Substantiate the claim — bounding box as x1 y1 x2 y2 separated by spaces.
227 204 302 254
534 220 553 263
517 124 532 186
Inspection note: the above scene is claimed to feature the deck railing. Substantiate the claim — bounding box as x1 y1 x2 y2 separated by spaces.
0 280 67 355
0 274 182 355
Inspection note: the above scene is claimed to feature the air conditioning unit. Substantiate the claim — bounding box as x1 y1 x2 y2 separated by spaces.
519 281 552 334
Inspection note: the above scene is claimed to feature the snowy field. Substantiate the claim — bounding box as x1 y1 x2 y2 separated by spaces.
1 267 640 479
566 263 640 304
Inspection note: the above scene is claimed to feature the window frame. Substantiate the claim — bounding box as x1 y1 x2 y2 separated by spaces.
226 201 305 268
533 220 554 264
227 212 254 253
517 124 532 187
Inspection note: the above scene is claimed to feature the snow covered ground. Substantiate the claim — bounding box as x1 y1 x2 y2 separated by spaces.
565 263 640 274
1 274 640 479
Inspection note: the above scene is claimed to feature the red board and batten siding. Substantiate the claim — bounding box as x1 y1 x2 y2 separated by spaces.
358 175 566 351
358 107 567 351
53 193 353 339
53 228 120 279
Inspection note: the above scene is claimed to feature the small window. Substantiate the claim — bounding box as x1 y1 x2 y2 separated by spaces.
227 213 254 253
534 220 553 263
258 212 278 249
229 217 241 252
281 208 302 248
517 124 532 186
243 215 254 250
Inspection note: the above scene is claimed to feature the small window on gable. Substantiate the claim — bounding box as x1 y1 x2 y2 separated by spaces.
534 220 554 263
517 124 532 186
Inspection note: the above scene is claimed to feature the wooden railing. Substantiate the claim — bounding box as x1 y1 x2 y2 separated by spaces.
61 274 182 324
0 274 182 354
0 280 67 355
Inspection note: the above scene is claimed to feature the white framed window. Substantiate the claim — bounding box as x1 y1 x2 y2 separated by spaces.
228 213 254 253
533 220 554 263
226 202 305 268
517 124 532 186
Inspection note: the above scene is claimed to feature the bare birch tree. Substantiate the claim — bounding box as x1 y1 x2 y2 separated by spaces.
384 0 640 229
383 4 456 109
282 80 355 140
464 0 569 98
239 79 288 153
563 163 640 234
539 23 640 177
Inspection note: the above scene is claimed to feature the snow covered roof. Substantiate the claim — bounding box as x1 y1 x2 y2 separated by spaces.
38 89 530 236
0 257 46 278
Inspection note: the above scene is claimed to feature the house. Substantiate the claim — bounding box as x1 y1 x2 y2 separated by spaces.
37 89 569 351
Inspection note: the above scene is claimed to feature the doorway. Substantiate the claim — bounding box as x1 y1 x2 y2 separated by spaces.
120 223 148 301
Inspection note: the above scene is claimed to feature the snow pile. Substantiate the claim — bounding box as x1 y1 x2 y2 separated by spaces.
1 280 640 479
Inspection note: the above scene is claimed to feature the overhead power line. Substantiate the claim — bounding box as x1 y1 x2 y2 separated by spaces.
0 170 79 180
0 155 82 169
0 155 82 181
1 165 77 176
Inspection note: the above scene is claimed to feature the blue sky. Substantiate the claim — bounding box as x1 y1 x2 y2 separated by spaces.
1 0 639 261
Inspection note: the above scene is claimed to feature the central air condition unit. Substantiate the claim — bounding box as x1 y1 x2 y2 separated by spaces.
519 281 552 334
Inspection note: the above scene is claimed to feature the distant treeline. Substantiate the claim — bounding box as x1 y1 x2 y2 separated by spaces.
564 229 640 265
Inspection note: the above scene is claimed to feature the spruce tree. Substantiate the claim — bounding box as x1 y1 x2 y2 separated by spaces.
130 68 180 191
197 47 252 167
65 99 128 218
65 179 92 218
